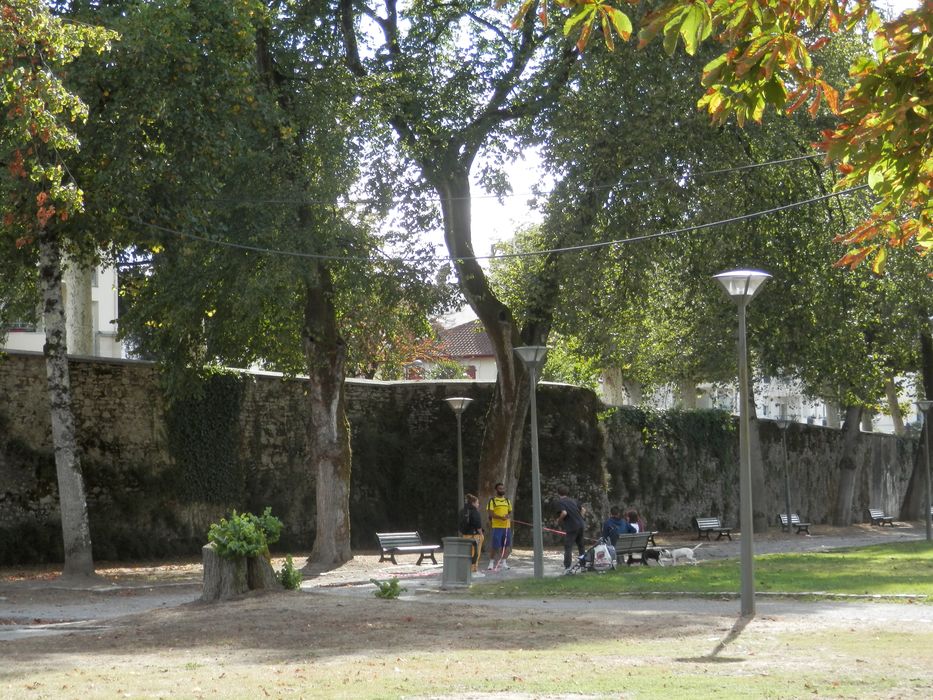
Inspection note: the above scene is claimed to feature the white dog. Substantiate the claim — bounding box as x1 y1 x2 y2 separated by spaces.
659 543 702 566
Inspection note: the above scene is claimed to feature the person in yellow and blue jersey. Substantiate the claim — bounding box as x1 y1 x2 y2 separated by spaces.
486 482 512 571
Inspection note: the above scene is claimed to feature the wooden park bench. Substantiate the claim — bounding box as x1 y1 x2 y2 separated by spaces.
867 508 895 527
777 513 811 535
614 531 653 566
376 531 441 565
693 516 733 541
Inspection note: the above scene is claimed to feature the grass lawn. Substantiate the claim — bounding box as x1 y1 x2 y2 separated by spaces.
4 542 933 698
471 541 933 600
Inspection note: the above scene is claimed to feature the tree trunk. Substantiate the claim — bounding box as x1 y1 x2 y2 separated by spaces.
900 330 933 517
247 554 282 591
432 169 528 507
38 234 95 577
884 376 905 436
825 401 841 429
623 379 643 406
677 378 697 409
302 264 352 565
598 368 639 406
201 544 282 602
833 405 864 525
337 2 579 512
63 259 94 355
200 543 248 602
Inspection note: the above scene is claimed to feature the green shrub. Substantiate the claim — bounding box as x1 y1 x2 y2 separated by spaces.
278 554 303 590
370 577 405 599
207 507 283 559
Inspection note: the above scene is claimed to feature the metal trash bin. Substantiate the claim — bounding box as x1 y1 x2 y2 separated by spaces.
441 537 475 589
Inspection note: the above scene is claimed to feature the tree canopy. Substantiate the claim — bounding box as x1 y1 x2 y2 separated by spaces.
514 0 931 273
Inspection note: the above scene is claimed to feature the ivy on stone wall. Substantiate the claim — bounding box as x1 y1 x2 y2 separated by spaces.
165 372 246 504
601 406 738 529
0 411 62 563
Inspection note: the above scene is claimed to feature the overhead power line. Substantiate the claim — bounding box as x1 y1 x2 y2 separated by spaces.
135 183 868 264
211 153 826 207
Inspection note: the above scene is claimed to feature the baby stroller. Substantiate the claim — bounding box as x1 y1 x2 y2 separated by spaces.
567 537 617 574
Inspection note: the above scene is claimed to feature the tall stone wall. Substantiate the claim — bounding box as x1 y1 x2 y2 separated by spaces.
0 352 920 565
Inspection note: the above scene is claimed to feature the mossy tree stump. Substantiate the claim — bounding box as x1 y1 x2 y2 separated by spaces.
201 542 282 602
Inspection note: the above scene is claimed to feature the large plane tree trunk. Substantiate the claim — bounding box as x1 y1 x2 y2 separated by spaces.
833 404 864 525
302 263 352 565
38 233 95 577
883 376 905 436
901 329 933 518
339 0 578 511
434 168 534 503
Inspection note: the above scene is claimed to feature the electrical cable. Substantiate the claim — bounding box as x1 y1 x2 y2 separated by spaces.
210 153 825 207
134 183 869 264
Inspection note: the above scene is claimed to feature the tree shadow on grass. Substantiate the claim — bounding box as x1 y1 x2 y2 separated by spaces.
674 614 752 664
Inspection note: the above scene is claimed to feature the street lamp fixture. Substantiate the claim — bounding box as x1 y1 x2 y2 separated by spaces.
714 269 771 617
916 399 933 542
514 345 548 579
445 397 473 518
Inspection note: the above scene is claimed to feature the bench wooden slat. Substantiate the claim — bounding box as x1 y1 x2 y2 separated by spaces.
693 516 732 541
376 531 440 565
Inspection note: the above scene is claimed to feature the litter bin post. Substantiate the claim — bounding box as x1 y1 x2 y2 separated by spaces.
441 537 474 589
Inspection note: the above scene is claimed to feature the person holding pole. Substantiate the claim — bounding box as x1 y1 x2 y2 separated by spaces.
459 494 484 575
555 484 586 574
486 482 512 571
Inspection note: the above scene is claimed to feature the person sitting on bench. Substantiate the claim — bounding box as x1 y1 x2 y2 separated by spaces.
601 505 635 546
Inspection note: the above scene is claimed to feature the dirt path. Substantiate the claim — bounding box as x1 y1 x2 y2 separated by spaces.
0 522 925 636
1 524 931 698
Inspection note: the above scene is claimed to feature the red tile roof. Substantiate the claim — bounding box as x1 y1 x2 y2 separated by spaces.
437 320 494 359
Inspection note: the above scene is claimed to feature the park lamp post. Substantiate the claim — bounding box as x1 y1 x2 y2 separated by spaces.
775 415 793 535
916 399 933 542
445 397 473 519
714 269 771 617
514 345 548 579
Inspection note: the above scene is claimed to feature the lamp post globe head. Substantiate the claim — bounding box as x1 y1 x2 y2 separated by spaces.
514 345 548 372
917 400 933 416
775 417 791 430
713 269 772 304
444 397 473 415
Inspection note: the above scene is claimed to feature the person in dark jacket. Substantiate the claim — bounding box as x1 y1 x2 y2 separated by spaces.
601 505 635 546
555 484 586 573
459 493 484 574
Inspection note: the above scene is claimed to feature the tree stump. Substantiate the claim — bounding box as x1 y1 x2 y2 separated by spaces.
200 543 248 602
201 544 284 602
247 554 283 591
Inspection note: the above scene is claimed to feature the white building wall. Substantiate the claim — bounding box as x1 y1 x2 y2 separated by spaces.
469 358 497 382
2 263 122 358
